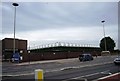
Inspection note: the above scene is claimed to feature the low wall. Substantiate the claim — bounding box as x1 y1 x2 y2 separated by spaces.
22 51 101 62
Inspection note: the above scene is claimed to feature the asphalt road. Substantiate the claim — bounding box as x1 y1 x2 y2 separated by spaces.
2 56 116 75
2 63 120 81
44 63 120 81
2 55 120 81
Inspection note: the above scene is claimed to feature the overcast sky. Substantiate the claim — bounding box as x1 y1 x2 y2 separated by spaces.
1 1 119 48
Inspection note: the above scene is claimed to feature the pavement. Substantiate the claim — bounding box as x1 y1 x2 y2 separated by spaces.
14 56 103 66
2 57 80 67
16 58 78 66
3 55 117 66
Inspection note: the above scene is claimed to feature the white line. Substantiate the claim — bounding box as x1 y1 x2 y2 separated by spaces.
64 70 112 81
60 66 79 71
72 72 100 79
2 72 34 77
60 62 112 71
2 62 113 77
100 70 112 75
79 62 112 68
62 78 87 81
98 72 120 80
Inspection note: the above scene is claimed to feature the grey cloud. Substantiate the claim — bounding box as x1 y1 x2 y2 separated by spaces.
2 2 118 34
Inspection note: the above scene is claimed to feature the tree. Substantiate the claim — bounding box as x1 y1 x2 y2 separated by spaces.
100 36 116 51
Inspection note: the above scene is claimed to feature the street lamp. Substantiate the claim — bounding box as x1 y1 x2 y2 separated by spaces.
101 20 107 51
12 3 19 54
28 50 30 64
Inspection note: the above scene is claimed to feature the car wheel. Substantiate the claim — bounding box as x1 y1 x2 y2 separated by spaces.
114 62 117 65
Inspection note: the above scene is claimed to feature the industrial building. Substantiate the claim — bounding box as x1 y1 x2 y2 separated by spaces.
2 38 101 62
2 38 27 61
27 46 101 62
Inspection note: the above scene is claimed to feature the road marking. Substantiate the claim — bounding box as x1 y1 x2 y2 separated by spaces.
60 62 112 71
2 72 34 77
100 70 112 75
62 78 87 81
72 72 100 79
63 70 112 81
2 62 113 77
97 72 120 80
60 66 78 71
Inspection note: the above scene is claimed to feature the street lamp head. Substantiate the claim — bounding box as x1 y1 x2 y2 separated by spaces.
12 3 19 6
101 20 105 23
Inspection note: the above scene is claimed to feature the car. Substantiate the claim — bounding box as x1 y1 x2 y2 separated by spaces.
114 56 120 65
79 53 93 62
12 52 21 63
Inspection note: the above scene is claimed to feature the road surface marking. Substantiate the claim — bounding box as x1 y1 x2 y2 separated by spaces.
63 70 111 81
100 70 112 75
62 78 87 81
72 72 100 79
2 62 113 77
97 72 120 80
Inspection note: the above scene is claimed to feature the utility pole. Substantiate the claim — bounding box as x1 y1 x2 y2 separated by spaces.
12 3 19 54
101 20 107 51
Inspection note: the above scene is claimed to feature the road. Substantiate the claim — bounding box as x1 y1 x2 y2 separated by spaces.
3 63 120 81
45 63 120 80
2 55 120 81
97 72 120 81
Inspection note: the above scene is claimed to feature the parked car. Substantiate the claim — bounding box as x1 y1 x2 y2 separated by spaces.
114 56 120 65
79 53 93 61
12 52 21 63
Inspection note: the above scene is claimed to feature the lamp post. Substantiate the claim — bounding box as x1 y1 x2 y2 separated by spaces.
28 46 31 64
101 20 107 51
28 50 30 64
12 3 19 54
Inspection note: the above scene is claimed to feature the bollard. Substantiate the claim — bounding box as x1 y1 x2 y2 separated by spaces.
35 69 43 81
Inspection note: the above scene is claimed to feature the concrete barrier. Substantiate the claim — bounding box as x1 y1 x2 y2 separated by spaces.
35 69 43 81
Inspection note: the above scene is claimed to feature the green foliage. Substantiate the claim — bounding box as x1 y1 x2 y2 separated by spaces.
100 36 116 51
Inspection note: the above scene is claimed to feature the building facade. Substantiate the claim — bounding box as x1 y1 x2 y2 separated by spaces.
2 38 102 62
2 38 27 60
0 40 2 61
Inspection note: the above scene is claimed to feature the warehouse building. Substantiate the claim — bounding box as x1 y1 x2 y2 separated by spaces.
2 38 27 61
2 38 101 62
27 46 101 62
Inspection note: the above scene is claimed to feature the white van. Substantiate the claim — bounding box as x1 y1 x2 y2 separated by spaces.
101 51 110 56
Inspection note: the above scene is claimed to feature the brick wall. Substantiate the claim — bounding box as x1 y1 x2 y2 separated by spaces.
21 51 101 62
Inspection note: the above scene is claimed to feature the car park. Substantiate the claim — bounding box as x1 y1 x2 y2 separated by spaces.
114 56 120 65
79 53 93 62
